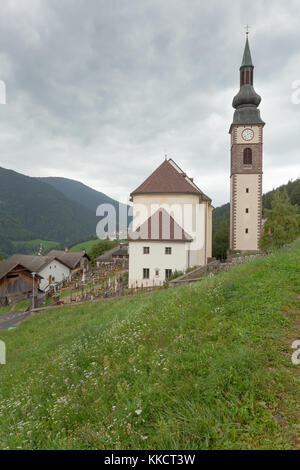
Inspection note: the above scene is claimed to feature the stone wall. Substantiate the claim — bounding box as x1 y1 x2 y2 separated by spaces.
169 253 264 287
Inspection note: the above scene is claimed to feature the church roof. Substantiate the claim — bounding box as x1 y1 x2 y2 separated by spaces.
130 159 211 202
128 208 193 243
241 37 253 68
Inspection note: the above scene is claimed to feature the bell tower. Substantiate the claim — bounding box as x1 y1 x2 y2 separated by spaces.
229 34 265 253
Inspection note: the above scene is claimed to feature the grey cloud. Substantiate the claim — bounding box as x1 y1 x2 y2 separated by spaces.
0 0 299 207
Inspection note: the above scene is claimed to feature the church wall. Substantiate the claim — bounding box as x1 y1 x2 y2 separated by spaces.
128 241 190 287
132 194 210 266
206 204 213 259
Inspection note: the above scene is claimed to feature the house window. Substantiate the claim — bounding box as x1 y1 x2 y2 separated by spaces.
165 269 172 280
245 228 249 234
143 247 150 254
143 268 150 279
246 208 249 214
243 148 252 165
155 269 159 277
165 247 172 255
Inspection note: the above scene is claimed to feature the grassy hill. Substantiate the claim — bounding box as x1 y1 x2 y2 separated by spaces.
69 239 100 254
0 242 299 450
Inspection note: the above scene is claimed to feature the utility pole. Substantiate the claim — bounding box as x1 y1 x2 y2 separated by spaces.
32 272 36 310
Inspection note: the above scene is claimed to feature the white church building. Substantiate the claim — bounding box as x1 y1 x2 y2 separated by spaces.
128 158 213 287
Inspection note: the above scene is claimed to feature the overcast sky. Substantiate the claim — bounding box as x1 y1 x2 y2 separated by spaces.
0 0 299 207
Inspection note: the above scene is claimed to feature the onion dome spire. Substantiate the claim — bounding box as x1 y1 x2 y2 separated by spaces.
231 35 264 126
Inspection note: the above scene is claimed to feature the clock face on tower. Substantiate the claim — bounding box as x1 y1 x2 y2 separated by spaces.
242 128 254 141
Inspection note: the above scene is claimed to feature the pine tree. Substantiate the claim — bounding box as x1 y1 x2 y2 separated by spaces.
213 218 229 260
259 189 299 252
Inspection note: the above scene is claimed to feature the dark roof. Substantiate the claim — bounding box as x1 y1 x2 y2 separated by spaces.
112 245 129 257
47 250 90 269
128 208 193 242
231 36 265 128
130 159 211 202
0 259 43 281
8 255 55 273
241 37 253 68
95 245 124 262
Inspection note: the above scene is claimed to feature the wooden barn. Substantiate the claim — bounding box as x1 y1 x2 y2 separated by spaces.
0 260 42 306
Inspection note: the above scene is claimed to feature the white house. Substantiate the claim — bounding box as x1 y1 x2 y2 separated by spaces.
38 258 70 291
128 158 213 287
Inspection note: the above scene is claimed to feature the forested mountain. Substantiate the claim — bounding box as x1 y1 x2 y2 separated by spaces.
0 168 98 257
39 177 130 229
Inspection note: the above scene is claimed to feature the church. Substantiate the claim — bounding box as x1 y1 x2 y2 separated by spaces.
128 34 264 287
128 158 213 287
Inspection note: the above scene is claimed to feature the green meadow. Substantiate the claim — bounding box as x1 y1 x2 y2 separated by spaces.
0 242 299 449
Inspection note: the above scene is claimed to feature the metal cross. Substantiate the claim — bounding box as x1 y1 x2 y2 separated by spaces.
245 24 251 35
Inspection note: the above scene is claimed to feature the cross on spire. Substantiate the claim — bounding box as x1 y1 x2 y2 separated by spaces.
245 24 251 35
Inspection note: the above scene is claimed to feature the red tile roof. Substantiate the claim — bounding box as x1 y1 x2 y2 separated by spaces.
128 208 193 242
130 159 211 202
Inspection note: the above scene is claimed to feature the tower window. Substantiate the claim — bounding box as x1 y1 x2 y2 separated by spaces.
245 228 249 234
241 71 245 86
246 188 249 193
246 70 250 84
246 208 249 214
243 148 252 165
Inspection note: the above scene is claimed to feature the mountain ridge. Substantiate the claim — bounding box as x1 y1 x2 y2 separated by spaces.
0 167 130 258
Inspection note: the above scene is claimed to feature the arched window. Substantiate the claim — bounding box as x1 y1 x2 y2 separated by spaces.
243 148 252 165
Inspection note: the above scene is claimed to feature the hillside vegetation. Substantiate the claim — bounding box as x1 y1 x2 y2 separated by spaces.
0 168 100 258
39 177 131 231
0 242 299 450
212 179 300 258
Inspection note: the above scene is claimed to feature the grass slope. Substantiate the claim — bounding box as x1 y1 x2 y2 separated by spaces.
12 239 60 254
70 239 99 254
0 245 299 450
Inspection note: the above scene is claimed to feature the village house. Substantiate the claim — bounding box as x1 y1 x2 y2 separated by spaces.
0 250 91 304
95 244 128 267
47 250 90 276
7 254 71 292
111 243 129 266
128 158 213 287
